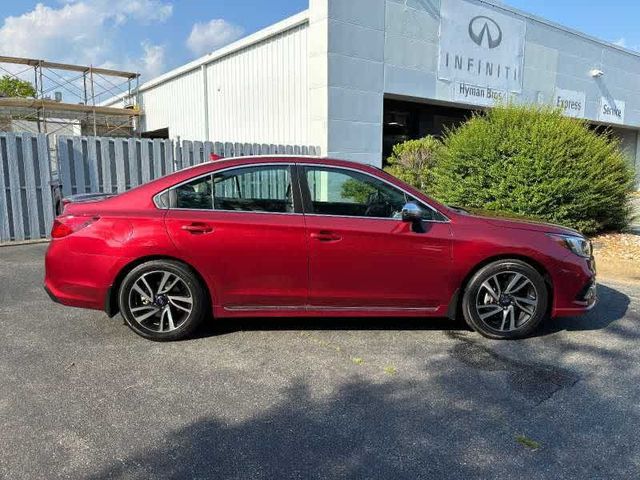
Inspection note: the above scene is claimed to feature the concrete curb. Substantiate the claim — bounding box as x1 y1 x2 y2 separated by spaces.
0 239 50 248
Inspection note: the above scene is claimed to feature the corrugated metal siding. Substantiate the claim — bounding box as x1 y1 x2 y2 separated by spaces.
139 68 206 139
206 23 308 145
137 22 308 145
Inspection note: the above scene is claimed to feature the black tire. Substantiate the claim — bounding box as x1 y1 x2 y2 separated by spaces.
118 260 208 341
462 259 548 340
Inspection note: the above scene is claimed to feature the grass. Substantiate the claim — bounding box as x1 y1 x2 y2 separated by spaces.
516 435 541 451
383 365 397 376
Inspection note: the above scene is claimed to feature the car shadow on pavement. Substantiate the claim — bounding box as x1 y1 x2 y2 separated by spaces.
195 284 630 340
197 316 468 339
538 283 630 336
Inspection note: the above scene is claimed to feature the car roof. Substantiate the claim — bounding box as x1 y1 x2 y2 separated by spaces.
115 155 381 199
209 155 380 169
169 155 383 181
97 154 453 218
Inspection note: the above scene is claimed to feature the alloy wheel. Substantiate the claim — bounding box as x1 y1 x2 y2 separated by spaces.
474 271 539 332
127 270 194 333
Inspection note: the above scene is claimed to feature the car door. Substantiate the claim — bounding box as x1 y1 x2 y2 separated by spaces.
164 163 309 310
301 165 452 310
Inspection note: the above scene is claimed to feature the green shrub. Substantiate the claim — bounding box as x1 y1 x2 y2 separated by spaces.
385 136 442 192
431 104 635 234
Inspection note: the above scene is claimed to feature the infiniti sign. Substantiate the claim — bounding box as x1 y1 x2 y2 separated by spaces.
468 16 502 49
438 0 525 94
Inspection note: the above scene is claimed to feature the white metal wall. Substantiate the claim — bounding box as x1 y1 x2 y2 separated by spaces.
206 23 309 146
137 22 309 146
138 68 206 139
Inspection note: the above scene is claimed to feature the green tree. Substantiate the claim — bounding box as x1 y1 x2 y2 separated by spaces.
0 75 36 98
341 178 377 204
385 136 442 193
432 104 635 234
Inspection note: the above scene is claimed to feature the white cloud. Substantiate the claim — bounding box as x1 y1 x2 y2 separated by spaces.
614 38 626 47
110 0 173 25
612 37 639 52
186 19 244 57
0 1 172 70
140 41 166 78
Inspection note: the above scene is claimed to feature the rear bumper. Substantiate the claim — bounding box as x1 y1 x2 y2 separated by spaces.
44 284 60 304
44 239 126 312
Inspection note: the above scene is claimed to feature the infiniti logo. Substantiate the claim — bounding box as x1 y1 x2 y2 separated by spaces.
468 15 502 49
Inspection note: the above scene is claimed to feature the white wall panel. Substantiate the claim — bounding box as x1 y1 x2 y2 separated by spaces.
206 23 309 145
135 21 308 146
138 68 205 140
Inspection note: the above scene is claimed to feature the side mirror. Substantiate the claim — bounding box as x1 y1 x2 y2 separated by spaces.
401 202 422 222
401 202 426 233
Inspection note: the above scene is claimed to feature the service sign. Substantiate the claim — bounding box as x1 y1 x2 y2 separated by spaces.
453 81 509 107
554 88 585 118
439 0 526 93
599 97 625 124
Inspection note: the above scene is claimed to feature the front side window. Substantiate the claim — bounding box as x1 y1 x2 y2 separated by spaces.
304 166 442 220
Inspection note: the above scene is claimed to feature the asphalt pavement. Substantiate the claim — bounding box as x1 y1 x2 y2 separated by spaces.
1 243 639 479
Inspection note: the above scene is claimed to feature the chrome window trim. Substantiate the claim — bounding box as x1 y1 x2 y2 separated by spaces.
153 190 169 209
302 213 449 223
169 207 304 216
298 163 451 223
156 161 451 223
160 162 297 215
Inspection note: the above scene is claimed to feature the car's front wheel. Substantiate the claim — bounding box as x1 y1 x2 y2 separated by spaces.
462 259 548 339
118 260 208 341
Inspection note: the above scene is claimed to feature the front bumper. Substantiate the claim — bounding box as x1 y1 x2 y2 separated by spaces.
551 255 597 317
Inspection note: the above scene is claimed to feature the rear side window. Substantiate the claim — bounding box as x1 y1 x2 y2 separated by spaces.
169 165 295 213
174 175 213 209
213 165 293 213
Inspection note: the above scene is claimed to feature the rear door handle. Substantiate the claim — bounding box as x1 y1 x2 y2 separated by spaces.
181 222 214 234
310 231 342 242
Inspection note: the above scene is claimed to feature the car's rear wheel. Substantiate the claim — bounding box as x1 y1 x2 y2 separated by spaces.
462 259 548 339
118 260 208 341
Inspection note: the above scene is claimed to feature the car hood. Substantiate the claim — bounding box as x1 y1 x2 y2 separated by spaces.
453 208 582 236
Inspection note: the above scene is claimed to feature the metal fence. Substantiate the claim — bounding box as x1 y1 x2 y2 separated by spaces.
0 132 54 243
57 137 175 196
58 137 320 196
0 133 320 243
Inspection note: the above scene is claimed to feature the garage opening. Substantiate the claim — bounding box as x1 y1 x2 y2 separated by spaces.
383 98 476 164
141 127 169 139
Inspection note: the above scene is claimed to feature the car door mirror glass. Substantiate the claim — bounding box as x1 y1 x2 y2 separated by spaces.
401 202 422 222
401 202 427 233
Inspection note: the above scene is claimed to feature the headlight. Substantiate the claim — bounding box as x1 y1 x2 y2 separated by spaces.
548 234 592 258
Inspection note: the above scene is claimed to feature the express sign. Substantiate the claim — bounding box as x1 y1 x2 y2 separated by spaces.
438 0 526 94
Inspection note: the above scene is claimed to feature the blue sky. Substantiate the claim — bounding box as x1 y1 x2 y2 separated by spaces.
502 0 639 50
0 0 637 86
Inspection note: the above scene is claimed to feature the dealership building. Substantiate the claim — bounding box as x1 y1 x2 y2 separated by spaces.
108 0 640 184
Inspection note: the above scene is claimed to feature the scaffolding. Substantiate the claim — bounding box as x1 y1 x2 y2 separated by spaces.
0 55 141 137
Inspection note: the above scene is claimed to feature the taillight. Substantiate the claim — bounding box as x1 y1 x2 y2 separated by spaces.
51 216 99 239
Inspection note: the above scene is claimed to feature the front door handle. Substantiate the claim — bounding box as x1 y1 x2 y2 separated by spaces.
181 222 214 234
310 231 342 242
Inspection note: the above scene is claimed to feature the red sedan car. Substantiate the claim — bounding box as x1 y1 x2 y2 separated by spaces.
44 156 596 341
